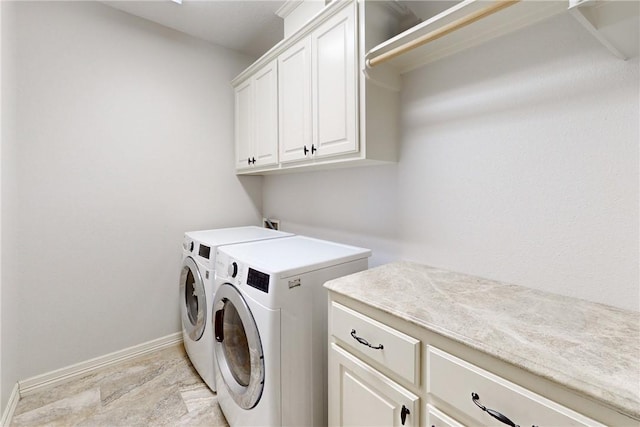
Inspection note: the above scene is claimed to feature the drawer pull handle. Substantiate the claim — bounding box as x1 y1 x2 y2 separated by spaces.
471 392 519 427
350 329 384 350
400 404 410 425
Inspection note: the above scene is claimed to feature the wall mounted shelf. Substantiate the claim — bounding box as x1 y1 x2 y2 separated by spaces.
366 0 567 74
365 0 638 79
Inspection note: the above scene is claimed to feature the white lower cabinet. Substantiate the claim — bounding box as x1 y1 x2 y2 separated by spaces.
329 343 419 427
425 405 463 427
331 302 420 385
427 346 604 427
328 293 620 427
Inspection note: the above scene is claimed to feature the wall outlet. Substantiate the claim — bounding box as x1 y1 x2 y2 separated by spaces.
263 218 280 230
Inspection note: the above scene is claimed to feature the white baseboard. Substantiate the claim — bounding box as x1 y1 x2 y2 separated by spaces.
0 383 20 427
18 332 183 396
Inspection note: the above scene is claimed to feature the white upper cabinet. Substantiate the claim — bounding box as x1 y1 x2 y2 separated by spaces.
278 3 357 165
234 79 254 170
253 61 279 167
278 37 312 164
235 60 278 170
232 0 404 175
311 3 357 159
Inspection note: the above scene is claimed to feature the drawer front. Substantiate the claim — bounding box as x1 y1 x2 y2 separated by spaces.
427 346 605 427
330 302 420 384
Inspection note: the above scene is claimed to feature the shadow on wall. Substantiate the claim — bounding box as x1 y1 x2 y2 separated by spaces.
237 175 263 221
263 164 400 240
260 163 403 268
401 14 630 132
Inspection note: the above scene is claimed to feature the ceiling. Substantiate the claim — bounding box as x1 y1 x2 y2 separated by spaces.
101 1 463 60
103 0 285 58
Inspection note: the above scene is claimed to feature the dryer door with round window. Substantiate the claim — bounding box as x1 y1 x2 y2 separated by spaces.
213 283 265 410
180 256 207 341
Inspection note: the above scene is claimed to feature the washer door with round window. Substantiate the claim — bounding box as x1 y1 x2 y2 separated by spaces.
180 256 207 342
213 283 265 410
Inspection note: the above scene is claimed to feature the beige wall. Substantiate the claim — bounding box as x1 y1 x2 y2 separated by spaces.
1 0 18 411
1 1 262 407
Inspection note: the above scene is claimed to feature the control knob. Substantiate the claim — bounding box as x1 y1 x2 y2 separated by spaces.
228 262 238 278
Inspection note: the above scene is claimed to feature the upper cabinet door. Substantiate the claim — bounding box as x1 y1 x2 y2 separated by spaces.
279 38 312 164
311 2 358 159
235 79 254 170
253 60 279 167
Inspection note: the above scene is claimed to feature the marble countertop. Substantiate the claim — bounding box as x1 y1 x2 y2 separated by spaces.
324 261 640 420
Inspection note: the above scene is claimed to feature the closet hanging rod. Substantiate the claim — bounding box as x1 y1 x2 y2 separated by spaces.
366 0 520 68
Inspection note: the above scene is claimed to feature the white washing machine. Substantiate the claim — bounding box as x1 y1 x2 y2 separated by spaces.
212 236 371 426
179 226 292 391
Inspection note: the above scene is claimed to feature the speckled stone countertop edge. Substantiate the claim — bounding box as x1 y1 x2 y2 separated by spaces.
324 262 640 421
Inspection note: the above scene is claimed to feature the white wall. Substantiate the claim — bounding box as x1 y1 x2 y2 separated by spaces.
1 0 18 411
1 0 4 411
2 0 262 399
264 13 639 312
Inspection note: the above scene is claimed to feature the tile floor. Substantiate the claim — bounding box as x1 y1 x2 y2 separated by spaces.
11 344 229 426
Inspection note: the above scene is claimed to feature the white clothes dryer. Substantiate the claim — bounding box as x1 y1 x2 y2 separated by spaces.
212 236 371 426
179 226 292 391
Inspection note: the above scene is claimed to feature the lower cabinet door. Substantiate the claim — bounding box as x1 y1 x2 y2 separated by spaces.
329 343 419 427
426 404 465 427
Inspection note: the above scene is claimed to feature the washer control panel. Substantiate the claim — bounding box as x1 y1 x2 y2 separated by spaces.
247 268 269 293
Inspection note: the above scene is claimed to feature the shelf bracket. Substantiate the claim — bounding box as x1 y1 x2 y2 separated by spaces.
568 0 628 60
362 60 402 92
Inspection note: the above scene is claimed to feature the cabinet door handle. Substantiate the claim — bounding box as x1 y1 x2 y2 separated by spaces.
311 144 317 154
251 157 256 164
350 329 384 350
303 145 309 155
247 158 251 166
401 405 410 425
471 392 520 427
